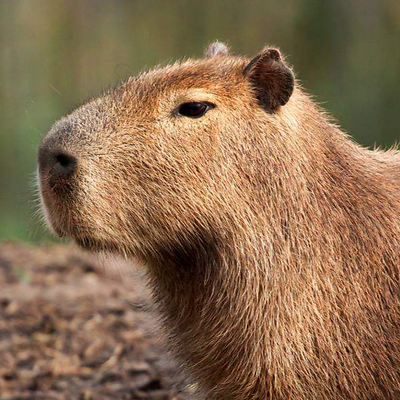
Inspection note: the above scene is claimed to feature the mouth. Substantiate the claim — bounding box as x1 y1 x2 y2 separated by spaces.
39 182 104 251
37 167 128 256
37 172 61 235
38 167 88 241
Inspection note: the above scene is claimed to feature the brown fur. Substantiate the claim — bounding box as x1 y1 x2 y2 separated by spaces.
38 43 400 399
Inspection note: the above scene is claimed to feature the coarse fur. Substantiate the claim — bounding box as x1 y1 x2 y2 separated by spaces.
38 43 400 399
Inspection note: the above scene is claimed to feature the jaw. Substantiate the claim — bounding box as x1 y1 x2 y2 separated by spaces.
40 192 142 259
38 170 152 261
73 235 129 255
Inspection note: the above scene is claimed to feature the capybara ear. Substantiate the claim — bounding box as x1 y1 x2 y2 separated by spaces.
204 41 229 58
244 47 294 112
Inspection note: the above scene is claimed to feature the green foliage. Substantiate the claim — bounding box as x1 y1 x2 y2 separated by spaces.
1 0 399 242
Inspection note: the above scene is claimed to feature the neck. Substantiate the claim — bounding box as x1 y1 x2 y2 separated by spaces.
146 93 400 399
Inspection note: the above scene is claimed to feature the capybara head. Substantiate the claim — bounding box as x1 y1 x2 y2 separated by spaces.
38 43 400 399
38 43 295 261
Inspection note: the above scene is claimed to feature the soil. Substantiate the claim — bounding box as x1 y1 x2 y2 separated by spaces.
0 242 195 400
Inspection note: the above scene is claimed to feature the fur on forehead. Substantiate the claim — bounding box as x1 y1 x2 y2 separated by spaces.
204 41 229 58
122 56 247 96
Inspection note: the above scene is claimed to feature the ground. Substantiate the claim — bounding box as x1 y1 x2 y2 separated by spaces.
0 242 194 400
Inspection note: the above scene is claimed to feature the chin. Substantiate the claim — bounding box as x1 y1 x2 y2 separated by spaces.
73 235 120 254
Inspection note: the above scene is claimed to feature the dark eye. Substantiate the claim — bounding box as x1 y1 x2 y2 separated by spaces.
178 102 214 118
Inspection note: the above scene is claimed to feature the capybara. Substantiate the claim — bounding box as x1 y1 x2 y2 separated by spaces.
38 42 400 399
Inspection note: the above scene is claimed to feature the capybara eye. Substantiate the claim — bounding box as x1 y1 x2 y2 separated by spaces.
178 102 213 118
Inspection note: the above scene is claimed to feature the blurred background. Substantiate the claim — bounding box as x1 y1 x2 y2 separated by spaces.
1 0 399 242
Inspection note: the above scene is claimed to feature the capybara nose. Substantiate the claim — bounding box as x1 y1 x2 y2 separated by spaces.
38 144 77 183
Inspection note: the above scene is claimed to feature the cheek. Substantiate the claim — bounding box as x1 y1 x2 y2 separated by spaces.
80 161 144 224
159 119 219 163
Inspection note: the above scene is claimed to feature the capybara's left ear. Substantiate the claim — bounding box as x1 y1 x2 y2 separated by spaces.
244 47 294 112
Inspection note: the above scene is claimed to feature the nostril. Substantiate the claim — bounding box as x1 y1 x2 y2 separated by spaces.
56 153 73 168
38 141 78 184
54 152 77 176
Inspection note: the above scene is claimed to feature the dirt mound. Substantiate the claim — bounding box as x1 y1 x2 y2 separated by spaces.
0 242 193 399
